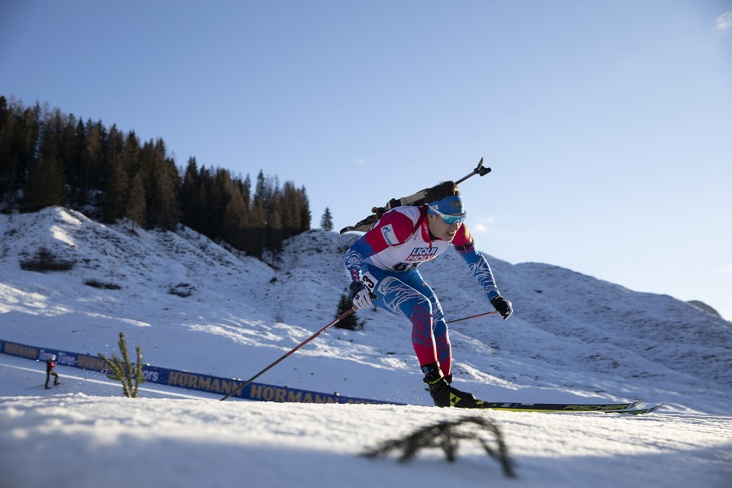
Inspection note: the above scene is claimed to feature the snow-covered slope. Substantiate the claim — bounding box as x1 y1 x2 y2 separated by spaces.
2 207 729 406
1 207 731 488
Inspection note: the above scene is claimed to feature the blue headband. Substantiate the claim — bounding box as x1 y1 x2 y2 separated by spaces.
428 195 465 216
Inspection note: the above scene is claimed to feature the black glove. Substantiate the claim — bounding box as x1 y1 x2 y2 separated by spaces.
490 295 513 320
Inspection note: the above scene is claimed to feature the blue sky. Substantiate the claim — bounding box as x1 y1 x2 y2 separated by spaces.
2 1 731 320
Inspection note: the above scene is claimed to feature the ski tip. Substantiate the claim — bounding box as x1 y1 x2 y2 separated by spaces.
609 403 665 415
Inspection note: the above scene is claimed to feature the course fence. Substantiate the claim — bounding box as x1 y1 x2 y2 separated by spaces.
0 337 391 405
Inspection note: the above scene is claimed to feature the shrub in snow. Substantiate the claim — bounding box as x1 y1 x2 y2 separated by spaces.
98 332 145 398
363 416 516 479
19 246 74 272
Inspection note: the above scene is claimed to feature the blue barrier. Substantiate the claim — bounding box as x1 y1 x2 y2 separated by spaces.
0 338 392 405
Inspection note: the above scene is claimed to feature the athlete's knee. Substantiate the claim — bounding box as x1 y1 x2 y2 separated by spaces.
414 295 433 316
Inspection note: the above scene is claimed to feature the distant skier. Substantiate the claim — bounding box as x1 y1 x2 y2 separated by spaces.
45 354 60 389
344 181 513 408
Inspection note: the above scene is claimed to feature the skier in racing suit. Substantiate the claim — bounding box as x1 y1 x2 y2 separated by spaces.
344 181 512 407
45 354 60 389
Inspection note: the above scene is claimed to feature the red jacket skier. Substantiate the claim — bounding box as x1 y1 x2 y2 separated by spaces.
45 355 60 389
344 181 512 407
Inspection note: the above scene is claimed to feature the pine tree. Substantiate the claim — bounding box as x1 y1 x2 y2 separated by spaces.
266 186 284 252
181 158 209 235
102 150 129 223
281 181 302 239
298 185 311 232
247 198 266 257
334 293 361 330
321 207 333 231
220 169 249 250
21 155 65 212
267 206 284 252
143 138 180 230
79 121 102 206
127 171 146 229
101 125 128 222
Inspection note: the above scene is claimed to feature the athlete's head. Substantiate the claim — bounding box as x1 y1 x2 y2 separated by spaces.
425 181 465 242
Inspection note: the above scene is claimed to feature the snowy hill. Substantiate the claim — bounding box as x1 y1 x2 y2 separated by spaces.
1 207 731 488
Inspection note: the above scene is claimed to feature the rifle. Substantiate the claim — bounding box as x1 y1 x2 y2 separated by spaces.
339 158 491 234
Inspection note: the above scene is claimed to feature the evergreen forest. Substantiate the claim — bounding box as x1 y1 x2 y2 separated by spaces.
0 96 311 257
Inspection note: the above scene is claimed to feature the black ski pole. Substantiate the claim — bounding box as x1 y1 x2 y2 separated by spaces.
220 307 356 402
455 157 491 185
446 310 499 325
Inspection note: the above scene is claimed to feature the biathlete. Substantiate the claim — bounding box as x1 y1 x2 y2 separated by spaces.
344 181 512 407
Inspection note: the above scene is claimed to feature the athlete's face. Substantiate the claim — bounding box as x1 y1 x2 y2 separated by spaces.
427 213 462 242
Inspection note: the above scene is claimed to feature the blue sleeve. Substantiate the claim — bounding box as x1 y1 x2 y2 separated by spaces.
344 237 370 283
455 244 500 300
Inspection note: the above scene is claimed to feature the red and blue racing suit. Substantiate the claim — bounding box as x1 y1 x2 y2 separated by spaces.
344 205 502 377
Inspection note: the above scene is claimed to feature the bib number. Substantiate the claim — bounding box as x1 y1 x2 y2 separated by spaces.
361 272 378 292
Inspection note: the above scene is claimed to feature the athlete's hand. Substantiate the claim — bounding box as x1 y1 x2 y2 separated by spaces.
490 295 513 320
349 282 375 310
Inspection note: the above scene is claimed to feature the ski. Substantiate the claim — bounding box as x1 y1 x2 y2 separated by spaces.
605 403 665 415
467 399 644 413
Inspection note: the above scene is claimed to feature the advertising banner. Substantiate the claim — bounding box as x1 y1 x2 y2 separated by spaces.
1 338 390 405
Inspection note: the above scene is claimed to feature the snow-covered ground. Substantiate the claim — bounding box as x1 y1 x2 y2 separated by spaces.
1 207 731 488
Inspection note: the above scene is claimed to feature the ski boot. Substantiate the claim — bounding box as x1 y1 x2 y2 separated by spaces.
422 363 480 408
